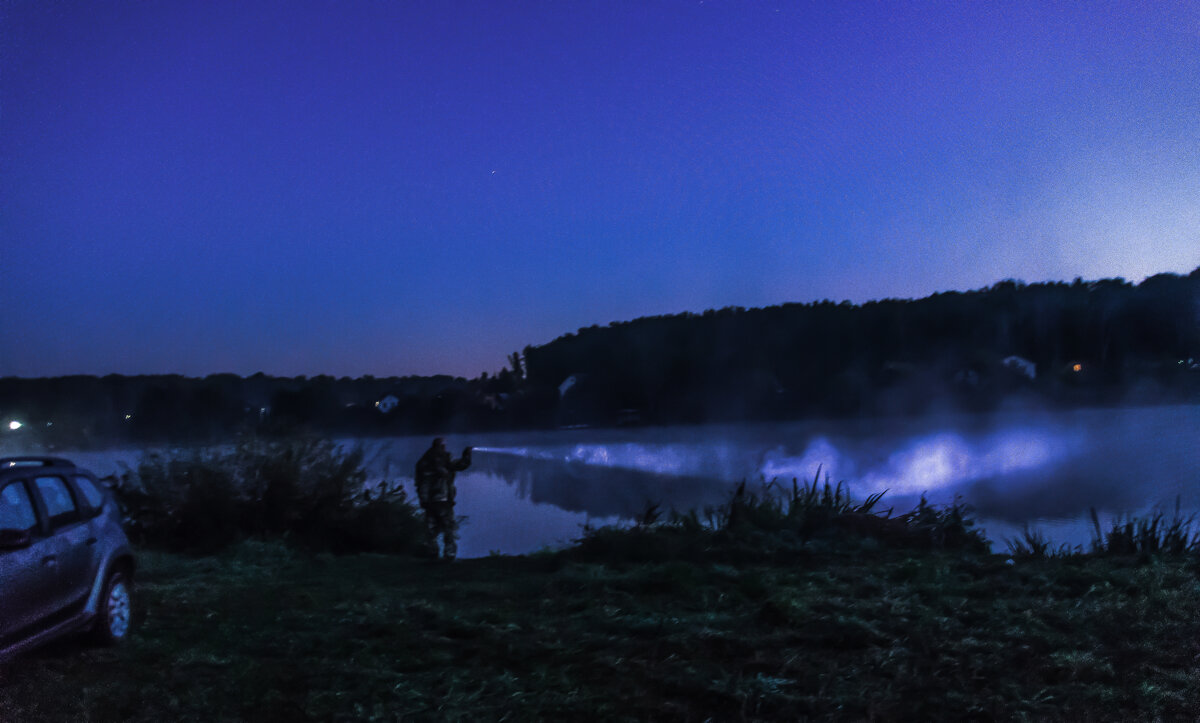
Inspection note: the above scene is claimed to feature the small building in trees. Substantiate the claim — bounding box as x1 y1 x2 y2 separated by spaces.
1002 356 1036 380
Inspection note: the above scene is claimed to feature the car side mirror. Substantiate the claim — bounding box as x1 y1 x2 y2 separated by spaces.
0 528 32 550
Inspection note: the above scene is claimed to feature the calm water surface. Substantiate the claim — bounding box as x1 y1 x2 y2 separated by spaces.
31 405 1200 558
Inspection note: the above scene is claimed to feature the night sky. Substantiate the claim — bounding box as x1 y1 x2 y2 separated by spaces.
3 1 1198 378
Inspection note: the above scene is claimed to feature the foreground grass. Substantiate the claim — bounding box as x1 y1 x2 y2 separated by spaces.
4 534 1200 721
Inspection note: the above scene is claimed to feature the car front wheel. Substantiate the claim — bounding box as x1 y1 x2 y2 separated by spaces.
92 570 133 645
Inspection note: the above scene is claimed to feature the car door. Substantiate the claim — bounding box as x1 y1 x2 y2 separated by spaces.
0 479 56 642
31 475 97 613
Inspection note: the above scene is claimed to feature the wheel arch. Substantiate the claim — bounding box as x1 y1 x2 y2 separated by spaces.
83 547 138 617
109 553 137 582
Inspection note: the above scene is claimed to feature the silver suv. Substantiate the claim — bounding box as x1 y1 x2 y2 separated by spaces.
0 457 136 661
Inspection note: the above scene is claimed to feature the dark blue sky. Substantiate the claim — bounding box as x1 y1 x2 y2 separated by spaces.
3 1 1198 378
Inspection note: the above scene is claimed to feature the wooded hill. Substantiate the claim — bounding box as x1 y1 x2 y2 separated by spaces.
2 268 1197 445
522 268 1200 425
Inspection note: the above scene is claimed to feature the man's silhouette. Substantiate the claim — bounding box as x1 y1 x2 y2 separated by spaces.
414 438 471 560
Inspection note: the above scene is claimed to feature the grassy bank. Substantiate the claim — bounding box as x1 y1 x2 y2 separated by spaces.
4 530 1200 721
6 442 1200 720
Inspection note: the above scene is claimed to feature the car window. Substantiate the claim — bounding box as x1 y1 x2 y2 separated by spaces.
34 476 80 527
74 475 106 510
0 482 38 531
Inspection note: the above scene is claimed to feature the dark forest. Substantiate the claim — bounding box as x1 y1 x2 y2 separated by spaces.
3 269 1197 447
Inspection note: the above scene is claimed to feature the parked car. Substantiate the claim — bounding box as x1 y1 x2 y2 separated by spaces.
0 457 136 661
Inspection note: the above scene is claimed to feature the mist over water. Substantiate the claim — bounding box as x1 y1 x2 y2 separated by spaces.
16 405 1198 557
744 429 1065 497
456 405 1200 554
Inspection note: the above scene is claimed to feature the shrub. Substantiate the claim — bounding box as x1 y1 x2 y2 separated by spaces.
721 468 989 552
1006 526 1078 559
575 466 992 559
896 495 990 553
1089 503 1200 557
113 436 425 554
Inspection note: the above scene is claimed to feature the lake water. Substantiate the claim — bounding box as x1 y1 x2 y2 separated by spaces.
20 404 1200 558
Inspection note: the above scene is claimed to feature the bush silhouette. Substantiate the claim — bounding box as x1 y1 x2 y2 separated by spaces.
114 436 424 554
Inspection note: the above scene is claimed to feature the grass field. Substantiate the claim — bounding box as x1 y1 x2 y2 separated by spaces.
4 529 1200 721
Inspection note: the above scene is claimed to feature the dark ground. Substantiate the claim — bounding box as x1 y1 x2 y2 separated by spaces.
4 534 1200 721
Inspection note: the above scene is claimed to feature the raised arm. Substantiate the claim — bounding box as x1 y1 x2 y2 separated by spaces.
450 447 473 471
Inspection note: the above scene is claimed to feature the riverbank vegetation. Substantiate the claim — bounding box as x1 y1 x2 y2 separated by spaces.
112 437 424 555
4 446 1200 719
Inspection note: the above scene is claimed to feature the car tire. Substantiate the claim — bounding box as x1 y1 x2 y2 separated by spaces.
91 570 133 646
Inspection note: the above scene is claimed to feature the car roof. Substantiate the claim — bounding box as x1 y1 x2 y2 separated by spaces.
0 457 82 479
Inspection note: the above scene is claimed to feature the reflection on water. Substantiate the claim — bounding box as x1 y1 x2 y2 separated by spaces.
23 404 1200 557
369 443 740 558
401 405 1200 557
470 451 734 518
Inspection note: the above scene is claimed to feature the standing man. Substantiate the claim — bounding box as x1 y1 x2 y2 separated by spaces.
414 438 472 560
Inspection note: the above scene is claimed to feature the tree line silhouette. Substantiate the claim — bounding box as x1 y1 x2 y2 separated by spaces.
525 269 1200 425
1 268 1197 446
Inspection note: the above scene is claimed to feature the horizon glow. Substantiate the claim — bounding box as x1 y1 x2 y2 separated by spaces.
3 2 1198 378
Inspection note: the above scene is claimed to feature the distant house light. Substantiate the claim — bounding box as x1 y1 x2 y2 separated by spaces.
8 421 22 431
1072 363 1082 373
